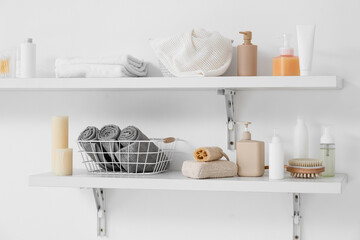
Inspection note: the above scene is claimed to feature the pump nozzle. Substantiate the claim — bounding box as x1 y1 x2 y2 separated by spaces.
239 31 253 45
236 121 252 130
235 121 252 140
272 129 281 144
282 34 289 48
320 126 334 144
280 33 294 56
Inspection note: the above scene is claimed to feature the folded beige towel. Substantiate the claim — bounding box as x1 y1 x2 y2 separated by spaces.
193 146 229 162
182 160 237 179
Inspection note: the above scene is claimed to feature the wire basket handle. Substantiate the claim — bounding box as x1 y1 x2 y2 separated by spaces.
163 137 175 144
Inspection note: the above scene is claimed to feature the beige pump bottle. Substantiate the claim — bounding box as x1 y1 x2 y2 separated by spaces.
237 31 257 76
236 122 265 177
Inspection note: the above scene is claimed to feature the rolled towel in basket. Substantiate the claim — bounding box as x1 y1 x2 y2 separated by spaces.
193 146 229 162
78 126 103 169
98 124 122 171
78 126 116 171
118 126 166 173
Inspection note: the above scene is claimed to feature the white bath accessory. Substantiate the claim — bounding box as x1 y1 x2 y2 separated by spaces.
55 55 147 78
294 117 309 158
20 38 36 78
297 25 315 76
269 129 285 180
150 28 233 77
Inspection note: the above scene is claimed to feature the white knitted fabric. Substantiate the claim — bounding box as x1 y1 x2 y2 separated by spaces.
150 29 233 77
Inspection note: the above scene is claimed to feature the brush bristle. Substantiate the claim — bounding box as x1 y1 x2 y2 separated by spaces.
291 172 320 178
288 158 322 167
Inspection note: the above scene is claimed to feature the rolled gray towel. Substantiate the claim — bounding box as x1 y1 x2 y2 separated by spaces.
118 126 168 173
98 124 122 171
78 126 117 172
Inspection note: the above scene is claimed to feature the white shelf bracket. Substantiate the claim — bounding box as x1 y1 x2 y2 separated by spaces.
93 188 106 237
217 89 236 150
292 193 302 240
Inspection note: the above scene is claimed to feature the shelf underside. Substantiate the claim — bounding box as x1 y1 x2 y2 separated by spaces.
29 170 347 194
0 76 343 90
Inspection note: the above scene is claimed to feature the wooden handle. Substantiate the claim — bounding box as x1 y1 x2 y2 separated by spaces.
264 165 288 169
163 137 175 143
286 166 325 174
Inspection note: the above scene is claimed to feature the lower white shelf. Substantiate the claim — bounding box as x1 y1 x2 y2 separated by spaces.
29 169 347 194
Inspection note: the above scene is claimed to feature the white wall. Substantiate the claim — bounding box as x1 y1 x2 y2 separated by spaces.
0 0 359 239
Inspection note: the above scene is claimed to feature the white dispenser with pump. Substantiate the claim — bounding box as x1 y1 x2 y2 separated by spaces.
320 127 335 177
294 117 309 158
269 129 284 180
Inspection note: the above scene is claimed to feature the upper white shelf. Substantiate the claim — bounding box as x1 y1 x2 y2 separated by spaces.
0 76 343 90
29 170 347 194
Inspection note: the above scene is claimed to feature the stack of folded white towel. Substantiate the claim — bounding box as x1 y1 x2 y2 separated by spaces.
55 55 148 78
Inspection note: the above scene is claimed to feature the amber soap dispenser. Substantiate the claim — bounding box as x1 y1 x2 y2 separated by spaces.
236 122 265 177
273 34 300 76
237 31 257 76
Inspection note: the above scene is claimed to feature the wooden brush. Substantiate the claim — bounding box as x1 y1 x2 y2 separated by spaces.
287 158 324 178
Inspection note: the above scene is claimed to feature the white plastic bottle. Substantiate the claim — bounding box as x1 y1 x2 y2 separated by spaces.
320 127 335 177
20 38 36 78
269 129 284 180
294 117 309 158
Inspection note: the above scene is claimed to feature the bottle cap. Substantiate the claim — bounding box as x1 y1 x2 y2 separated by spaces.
320 127 334 144
239 31 253 45
25 38 33 43
280 33 294 56
297 116 305 125
271 129 281 144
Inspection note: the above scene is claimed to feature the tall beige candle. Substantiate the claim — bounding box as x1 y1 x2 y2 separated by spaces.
52 116 69 173
55 148 73 176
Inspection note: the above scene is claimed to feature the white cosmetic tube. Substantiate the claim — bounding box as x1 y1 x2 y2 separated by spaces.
296 25 315 76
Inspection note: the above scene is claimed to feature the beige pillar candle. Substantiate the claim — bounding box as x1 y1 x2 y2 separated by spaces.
52 116 69 173
55 148 73 176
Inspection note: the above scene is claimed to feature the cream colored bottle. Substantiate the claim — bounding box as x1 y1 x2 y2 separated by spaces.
236 122 265 177
237 31 257 76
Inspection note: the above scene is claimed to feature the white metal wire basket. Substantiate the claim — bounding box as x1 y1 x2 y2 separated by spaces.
77 137 177 175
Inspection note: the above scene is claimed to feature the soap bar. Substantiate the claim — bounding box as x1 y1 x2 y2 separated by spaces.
182 160 237 179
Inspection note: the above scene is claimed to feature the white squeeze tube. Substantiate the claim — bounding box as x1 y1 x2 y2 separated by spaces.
269 129 284 180
296 25 315 76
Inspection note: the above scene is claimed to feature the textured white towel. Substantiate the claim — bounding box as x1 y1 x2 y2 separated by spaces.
55 64 129 78
150 29 233 77
55 55 147 78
